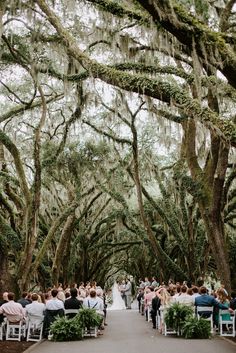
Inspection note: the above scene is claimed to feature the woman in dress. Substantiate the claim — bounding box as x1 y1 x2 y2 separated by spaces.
156 287 171 333
108 282 126 310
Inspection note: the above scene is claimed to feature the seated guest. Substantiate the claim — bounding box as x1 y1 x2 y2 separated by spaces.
195 286 229 310
26 293 45 316
195 286 229 325
176 286 194 306
18 291 31 307
43 289 64 338
64 288 82 318
57 291 65 303
0 292 8 324
216 288 231 323
192 286 200 299
83 289 104 313
65 292 70 299
25 293 45 326
230 292 236 310
0 292 8 306
0 292 25 322
46 289 64 311
83 289 104 334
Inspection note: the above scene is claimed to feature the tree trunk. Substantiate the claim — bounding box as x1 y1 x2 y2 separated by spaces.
183 118 231 292
52 214 75 285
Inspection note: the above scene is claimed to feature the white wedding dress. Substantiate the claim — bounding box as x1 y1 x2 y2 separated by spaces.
108 282 126 310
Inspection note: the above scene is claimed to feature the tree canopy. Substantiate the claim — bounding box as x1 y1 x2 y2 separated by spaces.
0 0 236 293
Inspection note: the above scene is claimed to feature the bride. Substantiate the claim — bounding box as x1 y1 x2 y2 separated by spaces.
108 282 126 310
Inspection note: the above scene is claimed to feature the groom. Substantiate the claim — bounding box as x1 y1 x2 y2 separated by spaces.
124 279 132 309
120 280 127 307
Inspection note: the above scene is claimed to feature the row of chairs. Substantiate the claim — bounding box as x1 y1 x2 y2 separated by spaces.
0 314 43 342
0 308 99 341
154 306 236 337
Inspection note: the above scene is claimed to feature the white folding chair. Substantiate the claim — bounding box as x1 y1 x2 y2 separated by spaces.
6 316 26 341
160 307 176 336
219 309 235 337
64 309 80 317
0 319 7 340
147 305 152 322
26 314 44 342
83 327 98 337
196 306 214 333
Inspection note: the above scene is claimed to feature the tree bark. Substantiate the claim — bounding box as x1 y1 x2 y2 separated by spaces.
52 214 76 285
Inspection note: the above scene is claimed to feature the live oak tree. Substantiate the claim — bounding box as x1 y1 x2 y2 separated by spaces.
0 0 236 292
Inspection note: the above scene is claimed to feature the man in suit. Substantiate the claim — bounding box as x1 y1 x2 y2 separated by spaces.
64 288 82 318
151 288 161 329
17 292 31 307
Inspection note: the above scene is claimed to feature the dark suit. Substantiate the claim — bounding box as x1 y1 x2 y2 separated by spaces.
230 298 236 310
17 298 31 308
151 296 161 329
64 297 82 318
43 308 64 338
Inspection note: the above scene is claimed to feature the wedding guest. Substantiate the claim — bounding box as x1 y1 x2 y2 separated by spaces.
18 292 31 307
25 293 45 322
0 292 8 323
0 292 25 322
64 288 82 318
230 292 236 310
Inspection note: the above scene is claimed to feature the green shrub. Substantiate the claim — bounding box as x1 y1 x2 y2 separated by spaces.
182 317 211 339
75 308 103 329
50 316 83 341
164 303 194 334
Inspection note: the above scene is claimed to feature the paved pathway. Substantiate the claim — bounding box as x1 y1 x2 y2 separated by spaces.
28 310 235 353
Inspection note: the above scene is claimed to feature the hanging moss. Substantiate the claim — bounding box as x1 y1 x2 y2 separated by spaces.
85 0 149 25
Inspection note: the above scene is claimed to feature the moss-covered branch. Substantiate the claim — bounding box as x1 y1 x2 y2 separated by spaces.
136 0 236 89
84 0 150 25
82 119 132 145
0 93 63 123
35 0 236 147
0 130 30 204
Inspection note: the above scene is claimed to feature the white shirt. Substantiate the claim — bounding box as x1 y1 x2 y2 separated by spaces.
176 294 194 306
83 296 104 311
26 301 45 317
46 298 64 310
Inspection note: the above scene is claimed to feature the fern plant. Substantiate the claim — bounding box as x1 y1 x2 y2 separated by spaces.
75 308 103 329
50 316 83 341
182 317 211 339
164 303 194 334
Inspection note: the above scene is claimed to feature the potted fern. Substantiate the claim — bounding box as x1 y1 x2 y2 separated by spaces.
182 317 211 339
49 316 83 341
75 308 103 330
164 303 194 335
